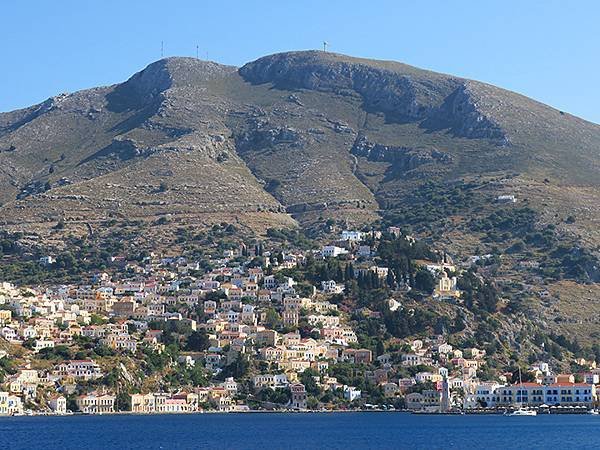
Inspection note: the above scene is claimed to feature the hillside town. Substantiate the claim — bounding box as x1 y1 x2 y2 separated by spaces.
1 228 598 416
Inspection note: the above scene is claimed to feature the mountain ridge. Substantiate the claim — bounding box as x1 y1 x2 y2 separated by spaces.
0 50 598 250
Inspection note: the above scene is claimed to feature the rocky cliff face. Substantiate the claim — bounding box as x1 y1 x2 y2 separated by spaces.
430 83 509 143
351 134 452 176
235 123 304 153
240 51 446 121
240 51 509 142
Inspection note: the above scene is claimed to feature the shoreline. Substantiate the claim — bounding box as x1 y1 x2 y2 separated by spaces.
1 409 406 418
2 408 595 418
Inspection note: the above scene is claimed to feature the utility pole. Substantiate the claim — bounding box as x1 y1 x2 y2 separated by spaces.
323 41 328 52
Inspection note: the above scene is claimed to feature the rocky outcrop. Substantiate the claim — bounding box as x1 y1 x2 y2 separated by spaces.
79 137 157 165
235 120 304 152
0 94 70 134
352 135 452 173
240 51 509 142
430 83 509 143
240 51 452 122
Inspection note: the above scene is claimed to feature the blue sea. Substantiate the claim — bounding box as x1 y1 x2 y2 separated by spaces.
2 412 599 449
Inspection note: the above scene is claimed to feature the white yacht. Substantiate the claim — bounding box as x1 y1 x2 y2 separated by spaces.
509 407 537 416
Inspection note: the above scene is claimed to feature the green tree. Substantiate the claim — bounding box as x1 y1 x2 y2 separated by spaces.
186 330 210 352
264 308 282 329
116 391 131 411
67 396 79 412
300 369 321 396
218 354 249 380
414 268 435 294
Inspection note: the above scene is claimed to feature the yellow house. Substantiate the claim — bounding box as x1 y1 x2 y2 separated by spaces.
131 393 156 413
0 310 11 324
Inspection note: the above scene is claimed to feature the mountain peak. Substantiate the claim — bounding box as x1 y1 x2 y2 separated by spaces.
240 50 478 137
240 50 452 83
106 57 236 111
129 56 235 89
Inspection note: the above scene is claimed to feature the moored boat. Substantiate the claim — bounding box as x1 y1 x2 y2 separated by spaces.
508 407 537 416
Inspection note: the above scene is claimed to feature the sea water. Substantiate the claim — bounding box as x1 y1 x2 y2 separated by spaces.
1 412 598 449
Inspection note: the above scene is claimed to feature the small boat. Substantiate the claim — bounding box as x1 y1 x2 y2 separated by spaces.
509 407 537 416
588 409 599 415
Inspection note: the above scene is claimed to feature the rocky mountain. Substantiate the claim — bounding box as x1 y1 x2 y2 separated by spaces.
0 51 599 255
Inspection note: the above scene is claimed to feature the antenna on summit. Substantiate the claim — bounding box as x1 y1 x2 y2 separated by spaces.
196 45 199 59
323 41 328 52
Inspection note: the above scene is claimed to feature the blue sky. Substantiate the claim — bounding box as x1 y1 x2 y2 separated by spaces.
3 0 600 123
